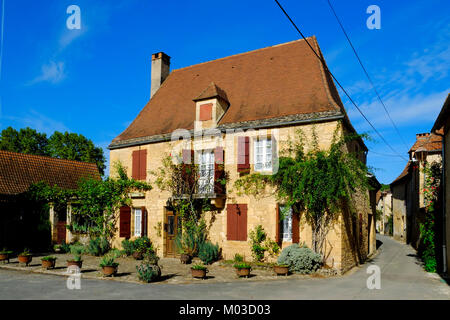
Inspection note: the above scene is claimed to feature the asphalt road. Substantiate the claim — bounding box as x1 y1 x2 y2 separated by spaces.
0 235 449 300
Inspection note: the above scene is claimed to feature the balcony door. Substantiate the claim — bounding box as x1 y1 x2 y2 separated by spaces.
198 150 214 194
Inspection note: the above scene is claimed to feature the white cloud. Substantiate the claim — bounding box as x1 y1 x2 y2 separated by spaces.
28 61 66 85
3 109 69 135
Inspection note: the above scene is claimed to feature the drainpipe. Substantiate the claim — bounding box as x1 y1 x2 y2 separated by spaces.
435 131 447 274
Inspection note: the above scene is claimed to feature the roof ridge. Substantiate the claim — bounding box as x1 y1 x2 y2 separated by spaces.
172 37 313 73
0 150 98 167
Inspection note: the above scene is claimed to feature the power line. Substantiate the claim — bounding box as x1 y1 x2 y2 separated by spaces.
273 0 408 162
326 0 410 152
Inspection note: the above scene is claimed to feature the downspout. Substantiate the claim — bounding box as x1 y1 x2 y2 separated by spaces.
435 131 447 274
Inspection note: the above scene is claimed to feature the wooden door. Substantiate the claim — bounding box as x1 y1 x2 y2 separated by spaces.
165 210 177 257
56 221 66 244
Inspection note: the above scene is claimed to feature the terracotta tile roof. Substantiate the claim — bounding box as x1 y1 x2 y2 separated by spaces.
390 161 411 186
409 132 442 154
110 36 345 147
0 150 101 196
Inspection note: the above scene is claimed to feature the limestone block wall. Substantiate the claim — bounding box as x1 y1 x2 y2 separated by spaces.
109 119 371 272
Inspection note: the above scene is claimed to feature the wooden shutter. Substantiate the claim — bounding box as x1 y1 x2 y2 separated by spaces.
292 209 299 244
132 150 140 180
237 137 250 172
182 149 192 164
141 207 148 237
275 204 281 245
139 149 147 180
214 147 225 194
119 206 131 238
227 204 237 240
237 204 248 241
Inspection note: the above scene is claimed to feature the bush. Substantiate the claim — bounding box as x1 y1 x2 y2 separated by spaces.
60 241 70 253
277 244 322 274
70 244 84 262
233 262 251 269
99 254 118 268
234 253 244 262
87 237 110 256
136 263 160 283
121 239 134 256
198 241 220 265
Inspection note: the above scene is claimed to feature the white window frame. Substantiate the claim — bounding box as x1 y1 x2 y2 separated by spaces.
254 138 273 172
198 149 215 194
280 206 293 242
134 208 142 237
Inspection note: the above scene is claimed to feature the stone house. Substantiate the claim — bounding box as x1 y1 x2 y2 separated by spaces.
0 150 100 250
108 37 378 273
431 93 450 276
376 190 392 235
390 132 443 247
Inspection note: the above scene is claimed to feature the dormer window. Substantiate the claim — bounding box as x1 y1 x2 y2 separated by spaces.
193 82 229 130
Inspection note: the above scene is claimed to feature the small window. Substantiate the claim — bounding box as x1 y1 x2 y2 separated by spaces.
198 150 215 193
254 138 272 172
279 206 293 242
134 208 142 237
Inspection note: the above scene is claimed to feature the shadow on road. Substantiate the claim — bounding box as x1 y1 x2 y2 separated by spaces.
376 240 383 250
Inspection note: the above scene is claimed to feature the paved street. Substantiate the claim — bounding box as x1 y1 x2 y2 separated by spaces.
0 235 449 300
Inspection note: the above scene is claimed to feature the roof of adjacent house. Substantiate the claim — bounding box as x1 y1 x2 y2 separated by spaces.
408 132 443 154
432 93 450 133
110 36 350 148
390 161 411 186
0 150 101 196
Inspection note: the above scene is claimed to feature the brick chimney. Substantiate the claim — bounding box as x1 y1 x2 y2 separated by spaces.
150 52 170 98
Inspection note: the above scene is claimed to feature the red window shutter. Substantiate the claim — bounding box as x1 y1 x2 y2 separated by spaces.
227 204 237 240
199 103 213 121
276 204 281 244
214 147 225 194
132 150 140 180
237 137 250 172
139 150 147 180
292 209 299 244
182 149 192 164
119 206 131 238
141 207 148 237
237 204 248 241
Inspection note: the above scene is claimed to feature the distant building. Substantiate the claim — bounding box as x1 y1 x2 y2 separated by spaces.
376 190 392 235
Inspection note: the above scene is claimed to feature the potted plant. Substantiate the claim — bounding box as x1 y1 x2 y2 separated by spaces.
41 256 57 269
234 262 252 278
191 264 208 279
99 255 119 277
67 245 83 269
53 244 61 253
18 249 32 266
273 264 289 276
0 249 13 263
175 233 195 264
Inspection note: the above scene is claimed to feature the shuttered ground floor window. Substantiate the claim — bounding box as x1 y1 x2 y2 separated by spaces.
227 204 247 241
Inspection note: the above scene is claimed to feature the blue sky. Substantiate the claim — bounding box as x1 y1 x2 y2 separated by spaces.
0 0 448 184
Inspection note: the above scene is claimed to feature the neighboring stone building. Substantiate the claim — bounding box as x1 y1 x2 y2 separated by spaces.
108 37 379 273
376 190 392 235
431 93 450 276
0 150 100 250
390 132 443 247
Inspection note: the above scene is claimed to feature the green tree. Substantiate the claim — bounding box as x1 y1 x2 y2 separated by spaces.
47 131 106 175
0 126 48 156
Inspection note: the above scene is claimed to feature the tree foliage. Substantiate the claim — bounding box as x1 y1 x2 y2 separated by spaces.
235 123 371 254
0 126 106 175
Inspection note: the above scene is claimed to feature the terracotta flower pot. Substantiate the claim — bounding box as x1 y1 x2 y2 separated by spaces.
101 266 117 277
0 253 10 263
18 255 32 266
180 254 192 264
273 265 289 276
235 267 251 278
67 260 83 269
191 268 207 279
41 259 56 269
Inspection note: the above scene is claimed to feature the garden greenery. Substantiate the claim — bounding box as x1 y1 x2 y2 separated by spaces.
28 161 152 245
277 244 322 274
418 161 441 272
234 123 371 255
248 225 279 262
